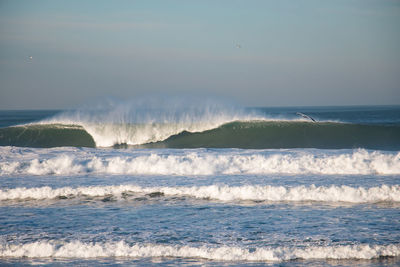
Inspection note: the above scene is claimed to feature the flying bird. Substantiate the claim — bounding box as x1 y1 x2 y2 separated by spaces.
296 112 316 122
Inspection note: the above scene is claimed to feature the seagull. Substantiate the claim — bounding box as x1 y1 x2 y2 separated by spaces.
296 112 316 122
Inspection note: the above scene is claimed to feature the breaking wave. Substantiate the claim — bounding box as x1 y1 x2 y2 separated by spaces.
1 121 399 150
1 148 399 176
35 97 263 148
0 98 398 149
1 241 399 261
1 184 399 203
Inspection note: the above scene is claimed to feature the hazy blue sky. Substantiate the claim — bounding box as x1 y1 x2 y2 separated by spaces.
0 0 399 109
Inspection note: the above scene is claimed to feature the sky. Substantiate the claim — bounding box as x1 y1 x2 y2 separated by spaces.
0 0 399 109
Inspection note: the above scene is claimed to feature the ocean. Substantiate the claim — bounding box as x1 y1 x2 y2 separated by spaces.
0 102 399 266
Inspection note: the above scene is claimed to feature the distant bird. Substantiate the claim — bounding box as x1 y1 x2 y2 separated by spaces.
296 112 316 122
28 56 33 60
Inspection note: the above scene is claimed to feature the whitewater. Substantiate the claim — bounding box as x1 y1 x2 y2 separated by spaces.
0 104 399 266
2 184 400 203
1 147 399 176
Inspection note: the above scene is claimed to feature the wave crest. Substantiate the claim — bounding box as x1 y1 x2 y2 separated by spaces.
41 98 263 147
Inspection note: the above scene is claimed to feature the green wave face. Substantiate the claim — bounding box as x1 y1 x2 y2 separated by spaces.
0 121 399 150
0 124 95 148
143 121 400 150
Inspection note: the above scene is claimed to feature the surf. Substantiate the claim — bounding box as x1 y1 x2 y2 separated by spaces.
1 184 399 204
1 240 399 261
1 147 399 176
20 97 265 148
1 120 399 150
0 100 399 149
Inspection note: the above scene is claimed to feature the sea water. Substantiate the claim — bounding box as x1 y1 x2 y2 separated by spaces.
0 104 399 266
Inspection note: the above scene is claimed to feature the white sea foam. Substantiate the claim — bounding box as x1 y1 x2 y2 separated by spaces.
1 148 399 176
1 184 399 203
1 241 399 261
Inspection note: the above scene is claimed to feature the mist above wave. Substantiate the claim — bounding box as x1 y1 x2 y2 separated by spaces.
40 97 265 147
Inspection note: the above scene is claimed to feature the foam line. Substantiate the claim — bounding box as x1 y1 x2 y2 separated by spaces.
1 241 399 261
1 149 399 176
1 184 399 203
